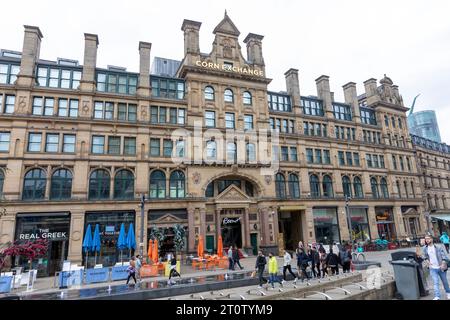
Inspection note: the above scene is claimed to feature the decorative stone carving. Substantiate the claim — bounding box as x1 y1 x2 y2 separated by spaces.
72 231 81 241
18 96 27 113
192 172 201 185
82 101 90 115
141 105 147 118
265 175 272 185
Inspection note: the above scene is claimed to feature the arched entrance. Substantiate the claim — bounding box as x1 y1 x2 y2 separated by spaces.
221 215 243 248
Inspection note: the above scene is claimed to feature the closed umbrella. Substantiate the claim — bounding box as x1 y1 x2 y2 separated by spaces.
148 239 154 263
197 235 204 258
92 224 101 266
217 235 223 258
152 239 159 264
126 223 136 258
117 223 127 265
82 224 93 269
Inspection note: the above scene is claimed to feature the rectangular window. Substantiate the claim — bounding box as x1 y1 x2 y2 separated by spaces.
176 140 185 157
45 134 59 152
353 153 360 166
94 102 104 119
49 68 59 88
289 120 295 133
92 136 105 154
306 148 313 164
159 107 167 123
163 139 173 157
338 151 345 166
58 99 68 117
314 123 321 136
32 97 43 115
335 126 340 139
170 108 177 124
151 77 185 100
290 147 298 162
314 149 322 164
205 111 216 128
28 133 42 152
105 102 114 120
281 146 289 162
360 108 377 125
324 150 331 164
380 155 385 168
118 103 127 121
44 98 54 116
352 128 356 140
392 155 397 170
301 98 324 116
333 103 352 121
128 104 137 121
304 122 309 135
366 154 372 167
244 115 254 130
269 118 275 130
407 157 411 172
276 119 281 132
346 152 353 166
225 113 235 129
282 119 288 133
62 134 76 153
68 99 78 117
178 109 186 125
107 137 121 155
400 156 405 171
124 137 136 155
373 155 379 168
0 132 10 152
150 138 160 157
150 106 158 123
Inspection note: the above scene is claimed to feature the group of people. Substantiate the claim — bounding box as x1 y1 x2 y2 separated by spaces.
227 245 244 271
125 253 181 285
254 241 353 289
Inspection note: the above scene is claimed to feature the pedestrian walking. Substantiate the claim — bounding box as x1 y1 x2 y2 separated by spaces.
318 244 326 254
296 247 311 282
319 249 328 277
255 250 267 289
326 248 340 275
135 254 142 282
440 232 450 254
168 255 181 284
422 234 450 300
268 252 283 288
233 246 244 270
339 243 352 273
310 246 320 278
126 256 137 285
228 246 234 270
282 250 297 282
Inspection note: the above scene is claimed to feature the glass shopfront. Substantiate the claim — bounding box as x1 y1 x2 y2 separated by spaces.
84 211 135 268
14 212 70 277
349 207 371 242
375 207 396 240
313 207 340 245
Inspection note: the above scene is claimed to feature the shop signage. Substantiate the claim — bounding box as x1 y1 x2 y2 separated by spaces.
222 217 241 225
18 228 67 241
111 266 129 281
85 268 109 284
195 60 264 77
376 211 391 221
0 276 12 293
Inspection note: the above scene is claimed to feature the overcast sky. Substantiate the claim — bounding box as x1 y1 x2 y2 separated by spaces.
1 0 450 143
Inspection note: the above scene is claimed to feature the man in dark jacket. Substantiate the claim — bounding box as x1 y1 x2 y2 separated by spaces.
339 243 352 273
296 247 311 282
326 248 340 275
255 250 267 288
233 246 244 270
310 246 320 278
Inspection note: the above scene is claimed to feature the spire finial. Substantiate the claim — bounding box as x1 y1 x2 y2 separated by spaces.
225 9 228 17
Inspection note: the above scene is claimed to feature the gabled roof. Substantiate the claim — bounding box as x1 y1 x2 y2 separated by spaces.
213 11 240 37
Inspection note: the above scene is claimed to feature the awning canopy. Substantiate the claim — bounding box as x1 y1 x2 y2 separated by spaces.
279 205 306 211
430 214 450 222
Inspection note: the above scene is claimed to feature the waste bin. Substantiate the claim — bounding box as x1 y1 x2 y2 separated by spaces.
389 260 420 300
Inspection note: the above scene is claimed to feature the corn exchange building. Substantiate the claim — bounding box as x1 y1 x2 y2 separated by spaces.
0 14 431 276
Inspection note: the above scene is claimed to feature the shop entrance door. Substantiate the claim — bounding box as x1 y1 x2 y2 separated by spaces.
250 233 258 255
48 240 67 276
221 217 242 248
206 235 215 254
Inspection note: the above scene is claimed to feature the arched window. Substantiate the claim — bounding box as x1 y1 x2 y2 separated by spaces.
288 173 300 199
0 170 4 197
275 173 286 199
170 170 185 198
353 176 364 198
380 178 389 198
310 174 320 198
246 143 256 162
243 91 252 105
224 89 234 103
204 86 214 100
89 169 110 200
205 182 214 197
396 181 402 198
342 176 352 198
227 142 237 163
322 175 333 198
149 170 166 199
114 170 134 200
206 140 217 160
23 169 46 200
371 177 379 199
50 169 72 200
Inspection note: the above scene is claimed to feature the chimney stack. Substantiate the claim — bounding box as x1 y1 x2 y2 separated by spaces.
181 19 201 56
284 68 301 108
315 75 333 118
138 41 152 97
243 33 265 66
343 82 361 123
80 33 99 92
363 78 380 105
18 25 43 87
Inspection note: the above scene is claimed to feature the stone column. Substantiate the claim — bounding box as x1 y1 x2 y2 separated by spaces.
17 25 43 87
393 206 406 239
215 209 221 244
45 165 52 199
188 207 195 253
367 206 379 240
304 207 315 244
244 208 251 250
338 206 350 242
0 210 16 246
67 210 85 265
199 208 206 238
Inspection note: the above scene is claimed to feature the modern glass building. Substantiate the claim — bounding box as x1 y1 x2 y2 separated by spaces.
408 110 442 143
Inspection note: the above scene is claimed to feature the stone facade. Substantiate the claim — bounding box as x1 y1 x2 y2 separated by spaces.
0 14 429 275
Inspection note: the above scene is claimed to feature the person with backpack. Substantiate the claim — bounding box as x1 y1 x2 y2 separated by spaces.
255 250 267 289
339 243 352 273
326 248 340 275
282 249 298 283
268 252 283 289
440 232 450 253
232 246 244 270
296 247 311 282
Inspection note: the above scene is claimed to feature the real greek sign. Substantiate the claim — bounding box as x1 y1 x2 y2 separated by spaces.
18 228 67 241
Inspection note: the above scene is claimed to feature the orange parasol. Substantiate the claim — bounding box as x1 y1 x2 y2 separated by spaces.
152 239 159 263
148 239 154 263
197 235 204 258
217 235 223 258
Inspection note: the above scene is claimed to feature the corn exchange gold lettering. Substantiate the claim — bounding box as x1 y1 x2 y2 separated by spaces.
195 60 264 77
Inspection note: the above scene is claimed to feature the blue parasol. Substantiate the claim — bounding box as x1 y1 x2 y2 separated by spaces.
126 223 136 258
117 223 127 264
92 224 102 266
82 224 93 269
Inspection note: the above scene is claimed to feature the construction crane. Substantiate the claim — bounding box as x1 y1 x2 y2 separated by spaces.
409 94 421 115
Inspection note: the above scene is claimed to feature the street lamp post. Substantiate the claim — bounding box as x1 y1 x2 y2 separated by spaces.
345 195 353 244
139 194 146 257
